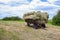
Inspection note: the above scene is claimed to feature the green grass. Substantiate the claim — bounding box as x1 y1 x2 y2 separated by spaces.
48 20 60 27
48 20 52 24
0 20 25 22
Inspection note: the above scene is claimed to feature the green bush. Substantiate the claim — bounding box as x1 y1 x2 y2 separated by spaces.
52 10 60 26
2 16 22 21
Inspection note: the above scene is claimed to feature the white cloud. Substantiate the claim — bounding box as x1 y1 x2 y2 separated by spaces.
0 0 28 3
48 0 60 6
48 0 57 3
0 0 60 19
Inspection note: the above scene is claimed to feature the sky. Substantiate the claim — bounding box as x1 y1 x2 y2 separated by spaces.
0 0 60 19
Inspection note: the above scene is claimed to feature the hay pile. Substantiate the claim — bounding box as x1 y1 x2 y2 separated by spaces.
23 11 49 23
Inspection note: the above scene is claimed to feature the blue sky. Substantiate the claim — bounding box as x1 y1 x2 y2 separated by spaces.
0 0 60 19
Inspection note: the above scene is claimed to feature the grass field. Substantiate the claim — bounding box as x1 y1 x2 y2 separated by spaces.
0 21 60 40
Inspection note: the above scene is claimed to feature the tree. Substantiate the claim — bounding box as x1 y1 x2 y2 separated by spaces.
52 10 60 25
2 16 22 21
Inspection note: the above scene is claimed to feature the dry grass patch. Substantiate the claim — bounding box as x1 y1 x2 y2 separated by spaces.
0 21 60 40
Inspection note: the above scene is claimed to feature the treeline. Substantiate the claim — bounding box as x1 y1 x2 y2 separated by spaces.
1 16 22 21
52 10 60 26
48 10 60 26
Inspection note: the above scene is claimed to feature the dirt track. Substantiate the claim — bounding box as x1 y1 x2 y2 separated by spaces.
0 21 60 40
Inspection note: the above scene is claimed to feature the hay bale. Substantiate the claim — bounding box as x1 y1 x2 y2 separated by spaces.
36 11 49 23
23 11 49 23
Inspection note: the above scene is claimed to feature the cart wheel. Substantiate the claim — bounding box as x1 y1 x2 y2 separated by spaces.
41 23 46 28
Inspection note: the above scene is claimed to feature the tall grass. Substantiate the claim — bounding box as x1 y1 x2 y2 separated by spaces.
0 28 21 40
